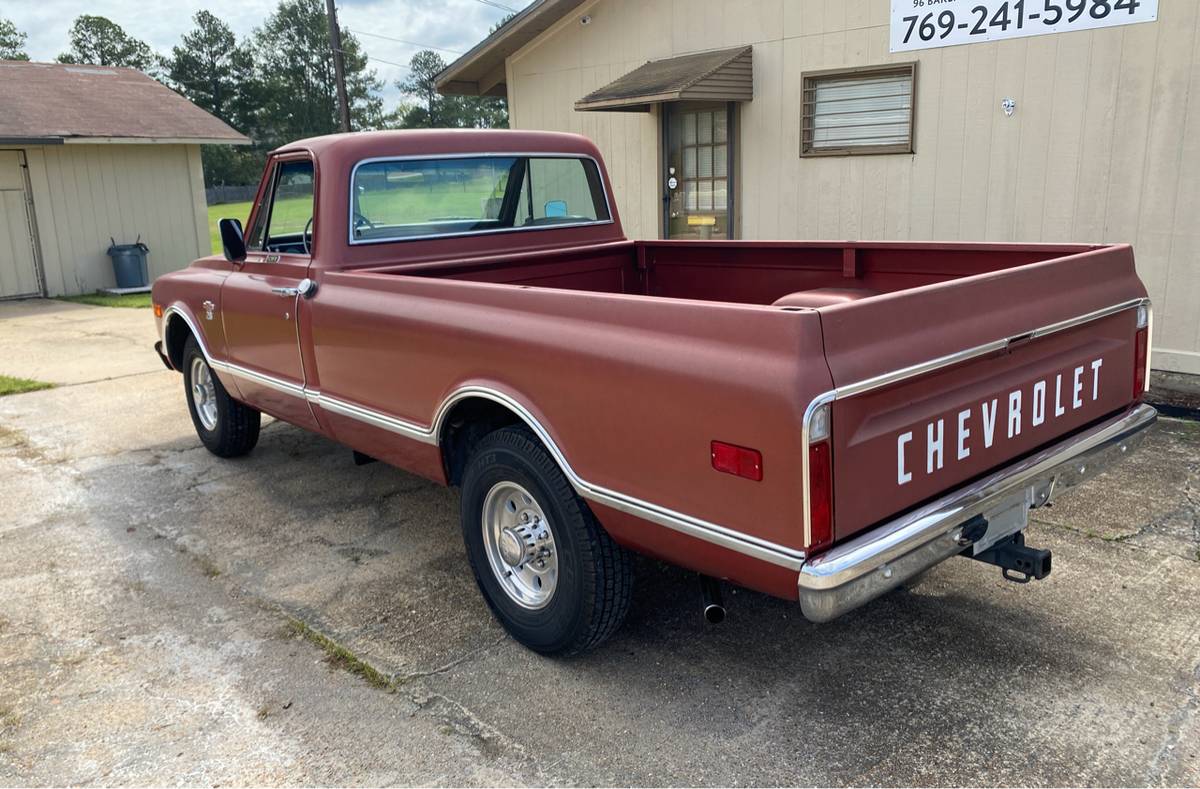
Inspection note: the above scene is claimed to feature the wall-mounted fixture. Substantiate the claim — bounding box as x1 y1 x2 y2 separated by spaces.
580 14 592 25
1002 98 1016 117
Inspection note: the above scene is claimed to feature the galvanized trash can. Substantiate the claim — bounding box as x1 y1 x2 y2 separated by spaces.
107 237 150 288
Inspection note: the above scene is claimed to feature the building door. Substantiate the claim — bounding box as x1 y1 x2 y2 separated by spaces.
0 151 43 299
663 102 735 240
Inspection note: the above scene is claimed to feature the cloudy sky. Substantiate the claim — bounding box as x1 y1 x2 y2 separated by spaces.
7 0 530 106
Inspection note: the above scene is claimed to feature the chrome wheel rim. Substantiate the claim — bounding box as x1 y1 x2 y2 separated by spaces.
482 481 558 609
189 357 219 431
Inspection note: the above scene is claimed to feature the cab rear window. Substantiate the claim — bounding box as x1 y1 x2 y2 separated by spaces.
349 155 610 244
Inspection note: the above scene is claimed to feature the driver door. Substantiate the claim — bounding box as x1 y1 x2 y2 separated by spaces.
220 154 320 430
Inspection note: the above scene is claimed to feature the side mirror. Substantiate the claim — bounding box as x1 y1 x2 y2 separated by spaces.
219 218 246 263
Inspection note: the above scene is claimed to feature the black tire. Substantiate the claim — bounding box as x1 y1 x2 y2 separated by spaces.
460 427 633 655
182 336 260 458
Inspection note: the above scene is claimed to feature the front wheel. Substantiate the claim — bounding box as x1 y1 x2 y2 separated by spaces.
460 427 633 655
182 336 260 458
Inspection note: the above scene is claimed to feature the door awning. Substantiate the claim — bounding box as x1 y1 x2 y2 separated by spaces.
574 46 752 112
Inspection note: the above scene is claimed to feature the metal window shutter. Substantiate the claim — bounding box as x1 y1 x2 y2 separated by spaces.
810 73 913 149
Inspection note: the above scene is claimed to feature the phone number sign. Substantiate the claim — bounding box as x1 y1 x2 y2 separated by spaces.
890 0 1158 52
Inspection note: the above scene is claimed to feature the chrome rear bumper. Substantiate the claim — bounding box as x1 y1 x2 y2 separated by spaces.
796 403 1158 622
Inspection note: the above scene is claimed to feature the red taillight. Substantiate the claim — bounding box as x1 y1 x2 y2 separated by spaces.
807 441 833 551
1133 327 1148 400
711 441 763 481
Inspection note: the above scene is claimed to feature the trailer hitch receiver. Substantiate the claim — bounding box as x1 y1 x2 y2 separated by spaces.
969 532 1052 584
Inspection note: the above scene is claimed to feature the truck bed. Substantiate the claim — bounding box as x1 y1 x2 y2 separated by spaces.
369 239 1108 307
341 239 1145 552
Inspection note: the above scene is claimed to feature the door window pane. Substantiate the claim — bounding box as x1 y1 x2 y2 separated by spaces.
714 111 727 144
698 111 713 144
714 145 728 177
683 113 697 145
698 146 713 178
264 160 315 254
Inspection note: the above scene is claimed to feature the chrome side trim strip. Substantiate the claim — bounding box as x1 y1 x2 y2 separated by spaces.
162 306 212 361
158 332 806 568
309 391 436 445
799 297 1150 548
215 360 307 397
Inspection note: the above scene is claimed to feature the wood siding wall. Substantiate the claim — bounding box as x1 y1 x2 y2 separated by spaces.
507 0 1200 375
0 143 210 296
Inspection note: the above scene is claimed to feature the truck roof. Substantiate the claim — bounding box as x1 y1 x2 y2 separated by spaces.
275 129 605 167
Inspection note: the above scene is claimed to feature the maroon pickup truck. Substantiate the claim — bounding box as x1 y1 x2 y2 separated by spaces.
153 130 1156 654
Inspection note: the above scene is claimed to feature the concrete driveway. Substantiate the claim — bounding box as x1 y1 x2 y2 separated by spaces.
0 298 1197 786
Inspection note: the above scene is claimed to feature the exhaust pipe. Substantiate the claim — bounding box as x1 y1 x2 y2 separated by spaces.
699 575 725 624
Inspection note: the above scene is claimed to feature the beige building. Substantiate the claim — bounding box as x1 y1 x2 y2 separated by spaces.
439 0 1200 376
0 61 247 299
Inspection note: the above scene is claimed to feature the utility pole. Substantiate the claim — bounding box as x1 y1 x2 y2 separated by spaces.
325 0 352 133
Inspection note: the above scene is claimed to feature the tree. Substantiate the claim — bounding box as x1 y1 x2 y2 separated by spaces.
162 12 264 187
0 18 29 61
164 11 238 123
57 16 155 71
252 0 383 143
394 49 507 129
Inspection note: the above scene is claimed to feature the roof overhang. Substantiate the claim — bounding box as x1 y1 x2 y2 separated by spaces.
435 0 588 97
60 136 252 145
0 136 250 146
574 46 753 112
0 136 64 146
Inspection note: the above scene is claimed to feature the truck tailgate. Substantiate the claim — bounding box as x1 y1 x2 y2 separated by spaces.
817 245 1147 543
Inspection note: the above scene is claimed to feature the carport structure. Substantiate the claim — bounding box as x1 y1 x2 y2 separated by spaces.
0 61 248 299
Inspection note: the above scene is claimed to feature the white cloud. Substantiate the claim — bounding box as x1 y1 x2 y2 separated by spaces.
6 0 524 106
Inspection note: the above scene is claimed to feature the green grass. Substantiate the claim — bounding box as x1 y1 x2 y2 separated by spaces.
59 292 152 308
0 375 53 397
285 618 396 691
208 201 253 255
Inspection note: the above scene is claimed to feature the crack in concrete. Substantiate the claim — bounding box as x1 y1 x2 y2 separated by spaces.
391 635 507 685
1145 660 1200 784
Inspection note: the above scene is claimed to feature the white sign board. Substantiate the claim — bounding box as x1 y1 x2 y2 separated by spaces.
890 0 1158 52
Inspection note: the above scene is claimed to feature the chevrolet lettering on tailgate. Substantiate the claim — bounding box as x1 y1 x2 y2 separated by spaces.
897 357 1105 485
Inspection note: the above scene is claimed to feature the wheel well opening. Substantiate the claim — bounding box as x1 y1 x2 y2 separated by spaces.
164 314 193 370
440 397 524 486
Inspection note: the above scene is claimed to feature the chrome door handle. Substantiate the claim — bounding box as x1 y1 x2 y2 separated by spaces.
270 279 317 299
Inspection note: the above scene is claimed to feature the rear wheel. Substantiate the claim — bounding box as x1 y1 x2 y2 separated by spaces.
460 427 632 655
182 336 260 458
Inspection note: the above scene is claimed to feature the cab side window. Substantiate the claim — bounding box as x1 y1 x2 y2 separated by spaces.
246 159 316 255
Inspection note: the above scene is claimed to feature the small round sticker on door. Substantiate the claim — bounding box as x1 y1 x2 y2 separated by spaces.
667 176 678 190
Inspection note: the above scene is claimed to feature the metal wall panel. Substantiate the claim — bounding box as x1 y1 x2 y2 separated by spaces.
506 0 1200 374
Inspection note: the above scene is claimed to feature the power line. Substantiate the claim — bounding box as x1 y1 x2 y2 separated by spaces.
346 29 463 55
473 0 519 13
341 49 412 71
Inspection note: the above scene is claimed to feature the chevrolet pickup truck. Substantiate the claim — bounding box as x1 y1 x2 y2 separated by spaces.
152 129 1156 654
